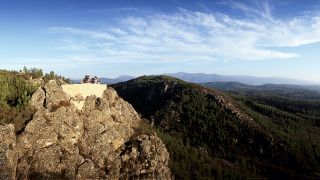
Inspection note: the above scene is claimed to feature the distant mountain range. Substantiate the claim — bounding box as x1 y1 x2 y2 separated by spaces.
71 75 135 84
72 72 318 86
99 75 135 84
166 72 318 85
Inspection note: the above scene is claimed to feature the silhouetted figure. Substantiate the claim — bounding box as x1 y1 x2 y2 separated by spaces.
81 75 101 84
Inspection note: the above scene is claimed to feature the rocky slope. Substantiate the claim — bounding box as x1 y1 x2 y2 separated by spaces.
0 80 171 179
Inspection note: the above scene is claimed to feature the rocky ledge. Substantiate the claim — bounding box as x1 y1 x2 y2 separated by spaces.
0 80 171 179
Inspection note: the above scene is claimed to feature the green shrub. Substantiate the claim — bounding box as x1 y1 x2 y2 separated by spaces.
0 70 38 132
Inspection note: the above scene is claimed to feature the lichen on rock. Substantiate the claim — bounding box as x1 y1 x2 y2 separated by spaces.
0 124 17 180
119 133 171 179
0 80 171 179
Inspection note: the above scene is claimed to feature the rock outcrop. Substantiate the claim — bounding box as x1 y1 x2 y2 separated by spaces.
0 80 171 179
0 124 17 180
119 134 171 179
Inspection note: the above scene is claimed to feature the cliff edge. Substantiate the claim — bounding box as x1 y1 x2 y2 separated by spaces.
0 80 171 179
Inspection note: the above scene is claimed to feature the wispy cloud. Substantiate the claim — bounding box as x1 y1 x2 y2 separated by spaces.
48 3 320 64
228 0 273 20
88 7 139 14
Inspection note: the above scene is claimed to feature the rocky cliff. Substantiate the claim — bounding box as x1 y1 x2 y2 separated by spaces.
0 80 171 179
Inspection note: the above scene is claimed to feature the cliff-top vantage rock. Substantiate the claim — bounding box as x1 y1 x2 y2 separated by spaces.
0 80 171 179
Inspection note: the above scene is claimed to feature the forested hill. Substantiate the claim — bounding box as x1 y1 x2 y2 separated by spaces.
112 75 320 179
202 82 320 100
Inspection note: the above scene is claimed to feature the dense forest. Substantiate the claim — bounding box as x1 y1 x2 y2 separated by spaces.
202 82 320 101
112 76 320 179
204 81 320 176
0 68 70 133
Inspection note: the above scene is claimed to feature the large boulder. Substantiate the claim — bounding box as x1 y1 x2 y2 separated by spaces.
119 133 171 179
29 80 71 112
29 87 46 110
2 81 171 179
16 106 83 179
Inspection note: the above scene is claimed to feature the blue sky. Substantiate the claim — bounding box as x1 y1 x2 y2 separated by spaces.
0 0 320 82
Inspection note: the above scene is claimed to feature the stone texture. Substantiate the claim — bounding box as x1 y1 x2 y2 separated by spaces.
43 80 71 111
0 124 17 180
119 133 171 179
1 81 171 179
29 87 45 110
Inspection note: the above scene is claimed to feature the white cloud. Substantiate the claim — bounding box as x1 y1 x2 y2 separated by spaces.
49 5 320 63
229 0 273 20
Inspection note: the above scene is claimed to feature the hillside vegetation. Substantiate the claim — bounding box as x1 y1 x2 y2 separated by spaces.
202 82 320 100
0 70 37 132
204 81 320 174
0 68 70 133
112 75 320 179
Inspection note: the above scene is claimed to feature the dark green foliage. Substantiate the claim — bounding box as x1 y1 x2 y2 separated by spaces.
236 96 320 173
158 132 216 179
136 118 255 179
0 70 38 133
204 81 320 176
248 95 320 118
21 66 43 78
157 131 258 180
113 76 233 149
112 76 316 178
203 82 320 101
43 70 71 83
0 70 37 107
19 66 71 83
0 68 71 133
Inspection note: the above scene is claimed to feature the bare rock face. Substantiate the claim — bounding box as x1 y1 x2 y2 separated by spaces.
119 134 171 179
1 80 171 179
0 124 17 180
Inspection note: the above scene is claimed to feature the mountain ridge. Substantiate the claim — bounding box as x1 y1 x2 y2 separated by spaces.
71 75 135 84
112 75 320 179
166 72 318 85
73 72 319 86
